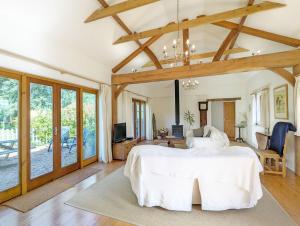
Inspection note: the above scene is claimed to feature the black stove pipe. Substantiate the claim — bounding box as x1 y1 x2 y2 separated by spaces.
175 80 180 125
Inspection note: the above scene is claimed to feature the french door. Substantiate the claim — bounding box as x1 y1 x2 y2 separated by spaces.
0 72 21 202
28 78 80 190
82 90 98 166
0 68 99 202
132 99 146 142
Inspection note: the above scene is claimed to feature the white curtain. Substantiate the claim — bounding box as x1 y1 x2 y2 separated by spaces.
146 100 153 140
251 94 256 125
295 77 300 136
259 89 270 130
99 84 112 163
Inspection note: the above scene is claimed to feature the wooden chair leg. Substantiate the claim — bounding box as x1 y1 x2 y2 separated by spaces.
282 159 287 178
275 159 280 171
260 156 265 175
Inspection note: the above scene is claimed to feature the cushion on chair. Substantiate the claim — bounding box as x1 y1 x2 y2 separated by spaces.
269 122 296 156
193 127 204 137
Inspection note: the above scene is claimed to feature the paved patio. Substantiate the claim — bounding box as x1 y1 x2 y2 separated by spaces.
0 146 78 192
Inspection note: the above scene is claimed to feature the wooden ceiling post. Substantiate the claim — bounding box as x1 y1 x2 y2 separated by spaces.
97 0 162 69
182 19 190 66
113 2 285 44
111 85 118 125
112 49 300 85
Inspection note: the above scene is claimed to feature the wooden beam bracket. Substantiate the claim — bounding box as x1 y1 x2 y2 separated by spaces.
269 68 296 86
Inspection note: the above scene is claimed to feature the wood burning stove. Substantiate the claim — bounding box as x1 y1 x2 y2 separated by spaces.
172 80 183 138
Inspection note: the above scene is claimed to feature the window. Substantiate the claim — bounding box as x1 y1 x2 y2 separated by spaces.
132 99 146 142
252 89 270 130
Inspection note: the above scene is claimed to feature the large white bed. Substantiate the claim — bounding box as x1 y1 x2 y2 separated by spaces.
124 144 263 211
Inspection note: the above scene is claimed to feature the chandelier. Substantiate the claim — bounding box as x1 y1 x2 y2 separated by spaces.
182 79 199 89
162 0 196 68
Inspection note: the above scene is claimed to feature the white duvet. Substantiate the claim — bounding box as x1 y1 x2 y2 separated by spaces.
124 145 263 211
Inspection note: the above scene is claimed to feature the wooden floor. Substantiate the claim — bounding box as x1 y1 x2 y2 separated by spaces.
0 160 299 226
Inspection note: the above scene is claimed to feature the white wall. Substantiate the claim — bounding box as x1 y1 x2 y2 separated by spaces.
246 70 295 171
149 74 249 137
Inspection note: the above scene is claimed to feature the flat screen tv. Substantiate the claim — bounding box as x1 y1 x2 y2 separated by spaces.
114 123 126 143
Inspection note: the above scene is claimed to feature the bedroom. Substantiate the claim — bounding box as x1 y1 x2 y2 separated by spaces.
0 0 300 225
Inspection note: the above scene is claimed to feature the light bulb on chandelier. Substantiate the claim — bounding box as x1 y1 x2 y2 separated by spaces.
182 79 199 90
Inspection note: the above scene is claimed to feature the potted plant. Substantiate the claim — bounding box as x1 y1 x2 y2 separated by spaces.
158 128 168 139
184 110 195 130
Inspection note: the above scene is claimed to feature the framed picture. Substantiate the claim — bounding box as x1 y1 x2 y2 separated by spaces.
273 84 288 119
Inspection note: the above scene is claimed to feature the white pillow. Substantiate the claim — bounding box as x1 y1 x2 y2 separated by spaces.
203 125 212 137
209 127 230 146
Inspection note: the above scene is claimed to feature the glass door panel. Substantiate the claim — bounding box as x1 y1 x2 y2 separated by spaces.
141 103 146 139
83 92 97 160
135 102 140 139
0 77 19 192
30 83 54 179
61 89 77 167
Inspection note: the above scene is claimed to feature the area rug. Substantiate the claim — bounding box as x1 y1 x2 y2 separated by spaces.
66 167 297 226
3 163 102 212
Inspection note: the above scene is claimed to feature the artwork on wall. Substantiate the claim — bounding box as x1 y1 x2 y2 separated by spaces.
273 84 288 119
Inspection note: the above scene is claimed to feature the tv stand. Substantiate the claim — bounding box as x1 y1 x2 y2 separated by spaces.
113 138 138 160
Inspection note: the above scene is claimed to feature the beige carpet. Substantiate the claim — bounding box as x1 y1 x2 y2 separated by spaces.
3 164 102 212
66 167 297 226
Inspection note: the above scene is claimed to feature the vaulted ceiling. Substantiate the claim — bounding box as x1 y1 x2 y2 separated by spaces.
1 0 299 77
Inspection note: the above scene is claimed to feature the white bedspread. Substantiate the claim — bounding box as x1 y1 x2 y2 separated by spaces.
124 145 263 211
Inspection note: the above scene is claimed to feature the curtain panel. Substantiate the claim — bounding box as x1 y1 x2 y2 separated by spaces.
99 84 112 163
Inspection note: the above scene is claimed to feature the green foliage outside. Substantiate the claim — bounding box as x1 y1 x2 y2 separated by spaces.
1 77 96 147
0 77 18 130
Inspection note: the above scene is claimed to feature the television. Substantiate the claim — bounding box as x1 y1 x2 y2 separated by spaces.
113 123 127 143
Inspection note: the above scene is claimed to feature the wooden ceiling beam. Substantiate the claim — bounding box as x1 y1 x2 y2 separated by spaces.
269 68 295 86
222 0 255 61
293 64 300 77
113 1 285 44
142 47 249 67
112 49 300 85
86 0 160 22
213 20 300 47
213 30 239 61
112 35 162 73
97 0 162 69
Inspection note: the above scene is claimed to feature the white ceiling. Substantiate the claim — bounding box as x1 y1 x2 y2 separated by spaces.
0 0 299 81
